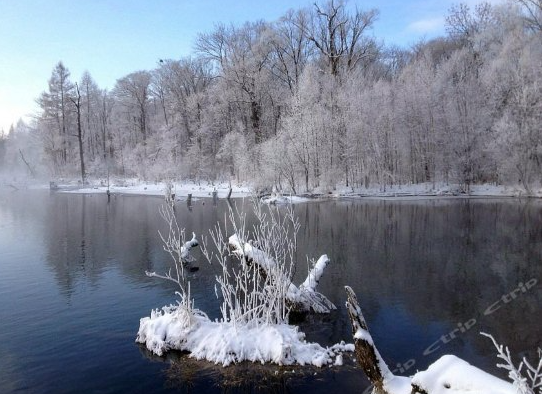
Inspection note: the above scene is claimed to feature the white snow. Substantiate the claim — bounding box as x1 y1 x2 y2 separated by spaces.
330 182 541 199
261 194 312 204
353 328 374 345
40 177 542 200
383 375 413 394
228 234 278 273
136 303 354 367
60 180 253 198
300 254 330 291
411 355 515 394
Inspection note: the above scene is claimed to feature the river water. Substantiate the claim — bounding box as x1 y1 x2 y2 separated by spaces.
0 190 540 393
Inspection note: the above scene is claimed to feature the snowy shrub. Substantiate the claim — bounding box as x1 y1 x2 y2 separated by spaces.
483 333 542 394
202 200 300 326
137 199 348 366
144 199 200 315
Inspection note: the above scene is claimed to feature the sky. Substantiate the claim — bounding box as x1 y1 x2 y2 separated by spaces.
0 0 505 134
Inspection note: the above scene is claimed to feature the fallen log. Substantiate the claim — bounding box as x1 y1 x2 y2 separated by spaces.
228 234 336 313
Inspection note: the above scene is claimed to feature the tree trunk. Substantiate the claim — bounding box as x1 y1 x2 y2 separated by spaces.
251 99 261 143
72 84 85 184
77 108 85 183
345 286 391 393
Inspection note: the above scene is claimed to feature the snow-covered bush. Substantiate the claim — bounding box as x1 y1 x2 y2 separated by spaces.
202 200 299 326
137 199 349 366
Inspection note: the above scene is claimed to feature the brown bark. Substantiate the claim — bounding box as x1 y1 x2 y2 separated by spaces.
345 286 390 394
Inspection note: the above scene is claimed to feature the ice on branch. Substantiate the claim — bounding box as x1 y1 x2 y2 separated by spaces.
144 198 200 290
481 332 542 394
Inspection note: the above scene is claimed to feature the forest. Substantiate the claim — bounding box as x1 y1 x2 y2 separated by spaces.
1 0 541 194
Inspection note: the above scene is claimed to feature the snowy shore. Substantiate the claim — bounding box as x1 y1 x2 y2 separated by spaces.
57 180 252 199
317 182 542 199
3 178 541 200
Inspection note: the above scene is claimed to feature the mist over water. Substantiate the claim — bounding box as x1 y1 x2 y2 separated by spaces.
0 190 540 393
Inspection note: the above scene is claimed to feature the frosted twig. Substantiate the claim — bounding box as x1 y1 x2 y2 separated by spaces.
482 332 541 394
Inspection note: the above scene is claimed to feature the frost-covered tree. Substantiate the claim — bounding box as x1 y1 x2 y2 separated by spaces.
36 62 75 173
79 71 104 168
395 51 440 184
436 48 492 190
113 71 152 147
196 22 275 144
484 18 542 190
69 83 85 183
19 2 541 192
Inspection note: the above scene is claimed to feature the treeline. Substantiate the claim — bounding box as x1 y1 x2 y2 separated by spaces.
1 0 541 193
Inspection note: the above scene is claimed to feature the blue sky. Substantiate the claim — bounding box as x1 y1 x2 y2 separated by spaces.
0 0 503 133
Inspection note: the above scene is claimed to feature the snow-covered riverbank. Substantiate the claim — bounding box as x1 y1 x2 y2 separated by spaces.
320 182 542 198
3 178 541 200
60 180 252 199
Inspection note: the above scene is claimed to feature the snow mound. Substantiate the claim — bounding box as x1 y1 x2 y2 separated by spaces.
136 304 353 367
411 355 515 394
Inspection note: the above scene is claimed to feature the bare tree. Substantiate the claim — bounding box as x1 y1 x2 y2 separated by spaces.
303 0 379 76
515 0 542 31
268 9 314 93
446 2 495 46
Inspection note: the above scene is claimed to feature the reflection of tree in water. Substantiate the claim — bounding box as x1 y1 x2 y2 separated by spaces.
44 193 164 295
138 345 363 394
294 198 541 375
43 193 226 298
40 193 540 382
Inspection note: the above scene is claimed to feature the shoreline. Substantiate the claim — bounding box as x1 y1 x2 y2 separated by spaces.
2 179 541 201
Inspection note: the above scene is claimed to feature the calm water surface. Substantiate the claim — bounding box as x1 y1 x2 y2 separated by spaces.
0 190 540 393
